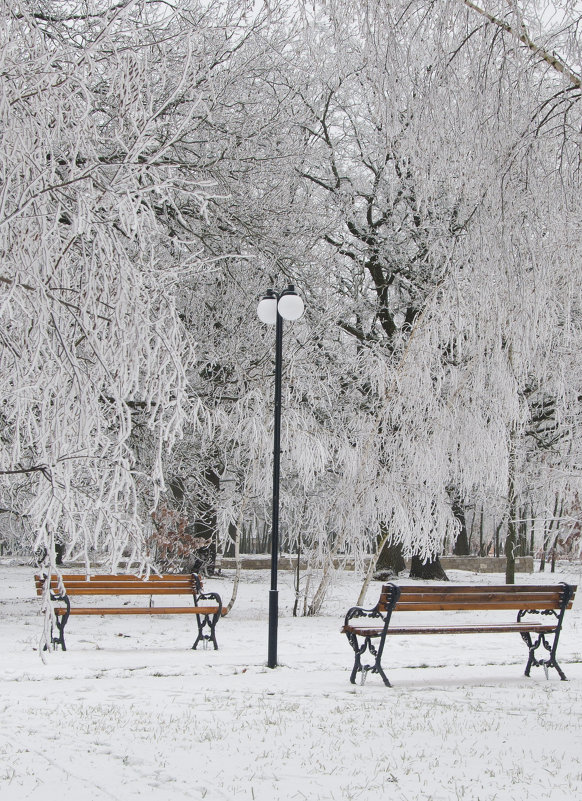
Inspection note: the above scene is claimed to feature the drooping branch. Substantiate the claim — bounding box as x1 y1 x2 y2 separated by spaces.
463 0 582 89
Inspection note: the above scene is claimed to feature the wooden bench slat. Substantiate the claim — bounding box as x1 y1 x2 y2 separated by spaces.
63 582 195 589
381 587 563 598
36 574 196 586
378 586 572 613
54 606 223 616
383 584 568 594
35 573 200 597
391 600 569 612
393 590 563 602
43 587 197 596
39 581 195 585
69 574 194 581
344 623 559 636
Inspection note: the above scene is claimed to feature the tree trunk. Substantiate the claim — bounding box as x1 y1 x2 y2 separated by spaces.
223 522 237 558
376 537 406 574
517 503 528 556
225 498 247 614
478 505 485 556
495 520 503 558
192 468 219 575
540 493 561 571
410 554 449 581
505 426 518 584
550 531 561 573
505 520 516 584
451 496 470 556
357 522 393 605
293 533 302 617
307 555 336 616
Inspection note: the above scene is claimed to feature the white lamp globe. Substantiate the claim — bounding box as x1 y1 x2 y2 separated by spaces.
277 287 304 321
257 294 278 325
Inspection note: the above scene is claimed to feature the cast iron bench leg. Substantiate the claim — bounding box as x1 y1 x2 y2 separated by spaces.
348 638 363 684
521 631 568 681
51 594 70 651
192 593 221 650
347 633 392 687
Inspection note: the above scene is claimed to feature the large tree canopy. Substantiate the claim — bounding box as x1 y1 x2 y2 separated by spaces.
0 0 234 568
1 1 582 606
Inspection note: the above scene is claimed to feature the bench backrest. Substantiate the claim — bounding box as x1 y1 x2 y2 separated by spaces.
35 573 202 597
378 583 577 613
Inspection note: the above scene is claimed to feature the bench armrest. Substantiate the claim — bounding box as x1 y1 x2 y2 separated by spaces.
196 591 223 614
343 583 402 631
343 603 385 629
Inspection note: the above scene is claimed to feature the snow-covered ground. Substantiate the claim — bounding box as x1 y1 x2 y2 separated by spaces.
1 561 581 801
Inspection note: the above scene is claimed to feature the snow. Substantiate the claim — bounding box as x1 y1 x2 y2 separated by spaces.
1 562 581 801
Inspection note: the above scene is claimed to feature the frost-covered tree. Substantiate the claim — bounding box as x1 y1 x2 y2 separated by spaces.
0 0 249 575
163 0 582 604
262 0 582 589
4 0 582 619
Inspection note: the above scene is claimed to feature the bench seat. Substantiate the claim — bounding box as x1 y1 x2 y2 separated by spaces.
53 605 224 616
343 622 559 636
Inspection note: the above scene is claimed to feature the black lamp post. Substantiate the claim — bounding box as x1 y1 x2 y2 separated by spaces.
257 285 304 668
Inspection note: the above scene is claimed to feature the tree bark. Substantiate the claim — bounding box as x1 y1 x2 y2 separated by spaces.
225 491 249 614
451 495 470 556
478 505 485 556
376 536 406 574
505 426 518 584
192 468 219 575
505 521 516 584
409 554 449 581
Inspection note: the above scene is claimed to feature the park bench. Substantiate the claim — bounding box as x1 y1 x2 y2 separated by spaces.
35 573 225 651
342 582 577 687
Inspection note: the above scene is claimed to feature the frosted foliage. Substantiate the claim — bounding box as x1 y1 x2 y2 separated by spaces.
3 0 581 625
0 2 213 578
207 2 582 577
197 217 582 574
124 1 582 621
237 0 582 574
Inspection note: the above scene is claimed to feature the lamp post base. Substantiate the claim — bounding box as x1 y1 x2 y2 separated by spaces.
268 589 278 668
